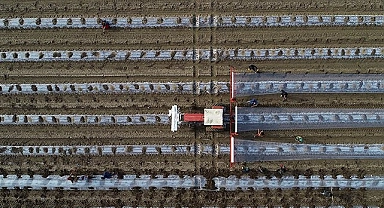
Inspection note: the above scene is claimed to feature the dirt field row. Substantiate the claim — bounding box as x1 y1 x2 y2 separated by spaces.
222 58 384 76
0 0 382 17
1 91 383 114
210 26 384 49
1 58 384 84
0 125 201 145
239 93 384 109
1 154 383 179
0 93 228 114
0 28 193 51
1 26 383 51
239 127 384 144
0 189 382 207
1 121 384 146
0 61 198 82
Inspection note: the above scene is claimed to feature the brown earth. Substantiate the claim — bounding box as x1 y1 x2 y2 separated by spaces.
0 0 383 17
0 0 384 206
1 26 383 51
1 59 383 84
0 93 228 114
0 189 382 207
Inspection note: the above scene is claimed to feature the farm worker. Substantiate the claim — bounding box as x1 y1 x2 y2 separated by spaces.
241 162 250 173
102 171 114 179
280 164 287 173
242 166 250 173
248 64 259 73
247 98 258 107
295 136 303 143
67 175 75 183
281 90 288 101
102 20 110 33
277 164 287 174
254 129 264 137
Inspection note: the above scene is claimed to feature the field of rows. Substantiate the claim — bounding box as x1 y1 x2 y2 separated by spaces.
0 0 384 207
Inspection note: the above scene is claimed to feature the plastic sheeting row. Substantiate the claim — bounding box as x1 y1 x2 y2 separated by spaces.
0 175 205 190
3 74 384 95
0 47 382 62
214 175 384 190
218 47 383 61
157 206 378 208
0 174 383 190
236 108 384 131
234 140 384 162
235 73 384 95
0 82 228 95
1 142 383 161
0 15 383 29
0 114 169 125
0 144 224 156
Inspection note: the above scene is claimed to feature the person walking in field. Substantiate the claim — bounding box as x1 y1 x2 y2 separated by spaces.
102 20 110 33
281 90 288 101
254 129 264 137
248 64 259 73
247 98 258 107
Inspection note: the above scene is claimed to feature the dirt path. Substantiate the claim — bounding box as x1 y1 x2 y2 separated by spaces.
0 93 228 114
0 125 196 145
1 92 382 114
0 61 197 83
239 127 384 144
209 26 384 49
0 0 382 17
0 28 194 51
219 58 384 74
1 26 382 51
1 59 382 84
0 189 381 207
1 154 383 181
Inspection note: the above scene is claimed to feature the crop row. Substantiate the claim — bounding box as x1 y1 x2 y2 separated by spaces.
0 144 222 156
0 114 169 125
236 108 384 131
1 15 383 29
1 142 383 162
3 73 384 95
0 47 382 62
0 174 383 190
0 82 227 95
235 73 384 96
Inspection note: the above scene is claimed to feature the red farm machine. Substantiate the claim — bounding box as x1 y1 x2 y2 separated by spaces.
169 105 229 132
169 67 238 167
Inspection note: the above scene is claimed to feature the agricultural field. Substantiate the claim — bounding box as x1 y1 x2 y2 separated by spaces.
0 0 384 207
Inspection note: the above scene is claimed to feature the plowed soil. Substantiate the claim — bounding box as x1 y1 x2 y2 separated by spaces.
0 0 383 207
1 0 383 17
